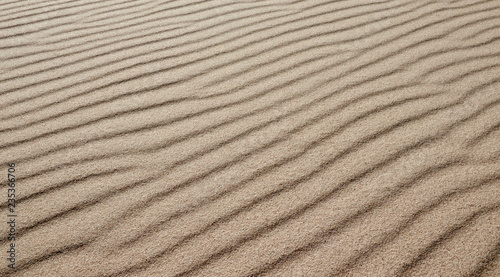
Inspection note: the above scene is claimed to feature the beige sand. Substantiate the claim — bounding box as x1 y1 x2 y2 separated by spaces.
0 0 499 276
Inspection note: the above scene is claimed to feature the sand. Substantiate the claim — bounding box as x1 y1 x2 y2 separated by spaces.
0 0 499 276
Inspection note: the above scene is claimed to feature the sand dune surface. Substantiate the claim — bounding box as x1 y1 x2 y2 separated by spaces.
1 0 500 276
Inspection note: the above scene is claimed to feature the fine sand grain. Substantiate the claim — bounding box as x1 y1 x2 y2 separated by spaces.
1 0 499 276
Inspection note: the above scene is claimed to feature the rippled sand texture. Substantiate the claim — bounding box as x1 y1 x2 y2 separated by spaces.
1 0 500 276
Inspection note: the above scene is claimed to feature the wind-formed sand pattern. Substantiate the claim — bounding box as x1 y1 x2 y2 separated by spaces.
0 0 499 276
